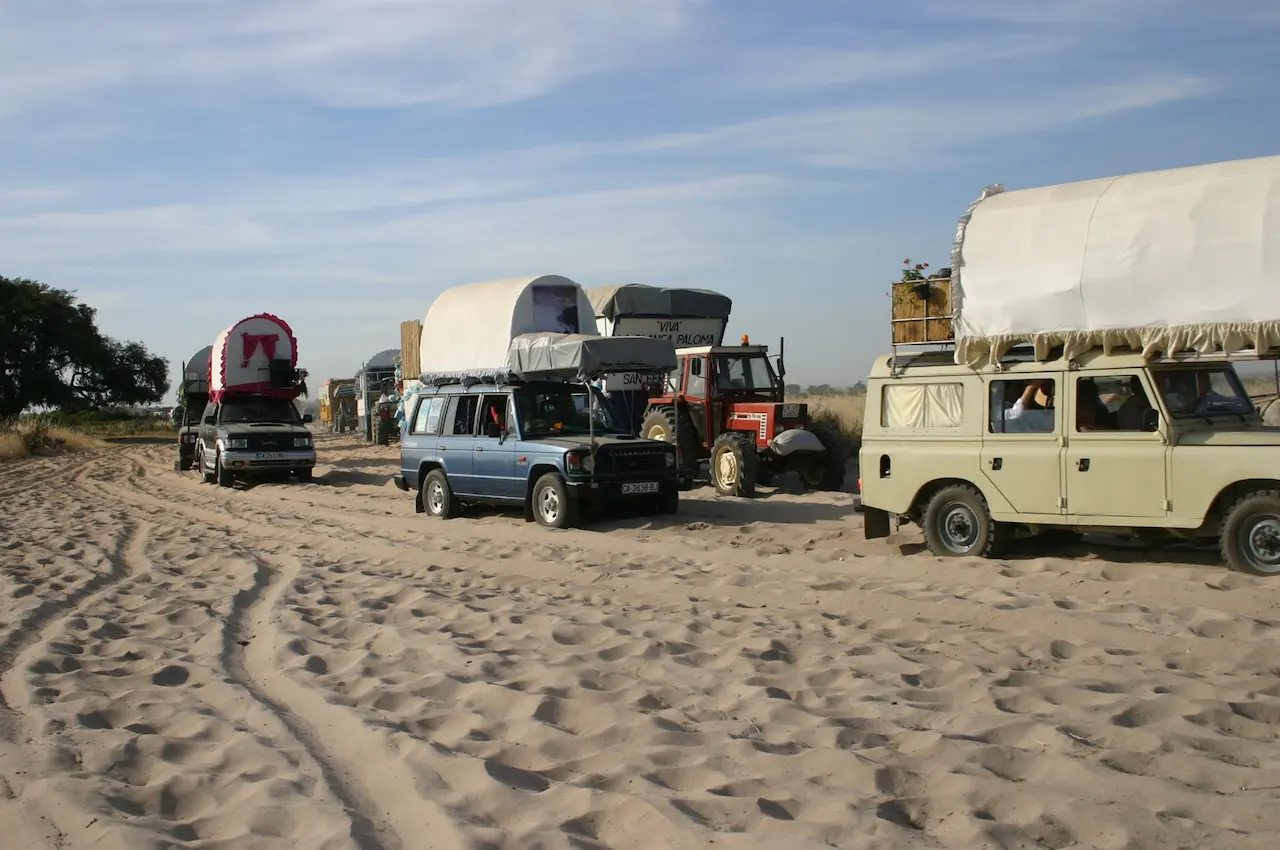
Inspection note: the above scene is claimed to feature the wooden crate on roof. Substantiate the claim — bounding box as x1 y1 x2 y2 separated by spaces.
891 277 954 344
400 319 422 378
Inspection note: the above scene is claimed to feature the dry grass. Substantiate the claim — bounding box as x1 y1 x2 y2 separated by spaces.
0 416 122 461
796 394 866 455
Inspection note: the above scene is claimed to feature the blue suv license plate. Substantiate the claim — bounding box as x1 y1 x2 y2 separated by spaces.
621 481 659 495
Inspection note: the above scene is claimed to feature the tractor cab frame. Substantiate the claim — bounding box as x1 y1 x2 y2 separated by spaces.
641 337 846 497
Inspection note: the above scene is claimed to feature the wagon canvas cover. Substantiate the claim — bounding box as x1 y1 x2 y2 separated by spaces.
951 154 1280 365
417 275 601 378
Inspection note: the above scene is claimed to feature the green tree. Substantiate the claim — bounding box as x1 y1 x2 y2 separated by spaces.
0 276 170 417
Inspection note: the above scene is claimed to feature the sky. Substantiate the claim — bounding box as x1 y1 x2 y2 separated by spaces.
2 0 1278 398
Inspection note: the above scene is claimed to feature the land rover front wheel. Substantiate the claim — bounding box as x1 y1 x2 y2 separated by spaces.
1221 490 1280 576
423 470 460 519
922 485 1004 558
532 472 575 529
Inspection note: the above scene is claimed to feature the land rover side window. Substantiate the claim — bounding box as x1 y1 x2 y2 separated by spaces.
989 379 1055 434
411 396 444 435
447 395 480 435
1154 368 1252 418
1075 376 1153 432
881 383 963 429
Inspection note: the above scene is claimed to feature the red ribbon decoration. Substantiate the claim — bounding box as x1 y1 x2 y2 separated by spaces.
240 332 279 367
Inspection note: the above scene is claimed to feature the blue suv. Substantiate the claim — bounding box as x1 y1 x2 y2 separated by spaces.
393 380 679 527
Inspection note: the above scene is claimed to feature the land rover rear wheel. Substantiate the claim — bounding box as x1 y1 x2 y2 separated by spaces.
423 469 460 519
922 485 1004 558
1221 490 1280 576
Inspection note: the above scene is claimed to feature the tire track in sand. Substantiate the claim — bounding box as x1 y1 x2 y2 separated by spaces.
84 451 463 850
220 546 465 850
0 517 150 740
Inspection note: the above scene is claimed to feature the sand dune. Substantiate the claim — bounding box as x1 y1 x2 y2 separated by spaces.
2 433 1280 849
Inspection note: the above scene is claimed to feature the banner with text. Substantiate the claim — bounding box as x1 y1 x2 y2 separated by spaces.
602 316 727 391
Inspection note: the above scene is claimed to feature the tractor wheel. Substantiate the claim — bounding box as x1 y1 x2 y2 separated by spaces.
797 427 847 492
641 407 700 479
710 432 758 498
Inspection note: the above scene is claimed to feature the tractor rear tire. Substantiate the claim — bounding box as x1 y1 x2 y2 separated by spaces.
711 432 758 498
641 407 700 480
797 427 847 492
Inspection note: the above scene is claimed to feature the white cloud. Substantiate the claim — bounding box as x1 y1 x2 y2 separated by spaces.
0 0 696 118
722 35 1064 94
627 74 1214 168
902 0 1277 26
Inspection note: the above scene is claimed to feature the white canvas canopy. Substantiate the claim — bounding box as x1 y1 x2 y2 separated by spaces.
209 313 299 400
951 154 1280 366
418 275 600 378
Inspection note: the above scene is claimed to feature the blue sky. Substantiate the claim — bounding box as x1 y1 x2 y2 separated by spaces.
1 0 1278 397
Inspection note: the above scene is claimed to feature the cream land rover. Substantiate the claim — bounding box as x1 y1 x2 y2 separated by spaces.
859 348 1280 576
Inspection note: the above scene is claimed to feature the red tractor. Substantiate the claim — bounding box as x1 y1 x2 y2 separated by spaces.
639 337 846 497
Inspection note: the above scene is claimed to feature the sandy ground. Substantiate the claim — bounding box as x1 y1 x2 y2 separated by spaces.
1 434 1279 850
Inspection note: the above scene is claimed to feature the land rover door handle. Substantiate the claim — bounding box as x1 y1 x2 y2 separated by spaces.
1077 458 1090 472
989 457 1002 471
474 446 483 452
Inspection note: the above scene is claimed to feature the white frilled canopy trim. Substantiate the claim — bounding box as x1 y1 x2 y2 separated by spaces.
951 154 1280 366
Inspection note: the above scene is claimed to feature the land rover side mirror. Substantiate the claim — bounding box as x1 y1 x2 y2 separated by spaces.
1141 409 1159 432
303 414 314 424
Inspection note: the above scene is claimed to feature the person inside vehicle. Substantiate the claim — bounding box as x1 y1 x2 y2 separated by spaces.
1160 370 1236 416
1002 379 1055 432
1075 379 1116 431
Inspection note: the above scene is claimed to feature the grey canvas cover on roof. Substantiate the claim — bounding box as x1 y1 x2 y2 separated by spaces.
505 333 677 381
183 345 213 390
588 284 732 322
362 348 400 372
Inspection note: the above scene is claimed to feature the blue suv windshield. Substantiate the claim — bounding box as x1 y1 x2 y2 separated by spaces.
516 386 623 436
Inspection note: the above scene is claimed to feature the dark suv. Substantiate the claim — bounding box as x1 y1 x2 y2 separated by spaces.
393 380 679 527
196 396 316 487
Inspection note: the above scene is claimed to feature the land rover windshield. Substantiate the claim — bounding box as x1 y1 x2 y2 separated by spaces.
713 354 777 392
1153 367 1253 418
516 386 623 436
220 397 304 425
